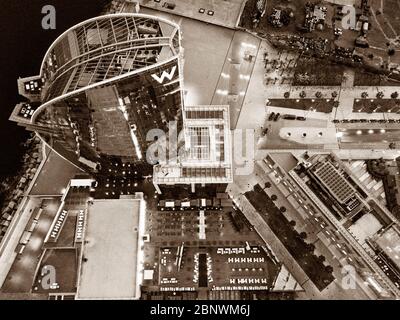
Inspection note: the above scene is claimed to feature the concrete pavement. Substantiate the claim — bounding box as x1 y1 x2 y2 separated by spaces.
137 0 246 29
236 40 277 130
210 31 261 128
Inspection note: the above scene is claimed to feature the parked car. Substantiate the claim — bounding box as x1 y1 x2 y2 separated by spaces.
268 112 275 121
282 114 296 120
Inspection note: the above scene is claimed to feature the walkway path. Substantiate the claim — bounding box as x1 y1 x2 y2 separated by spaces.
138 0 246 29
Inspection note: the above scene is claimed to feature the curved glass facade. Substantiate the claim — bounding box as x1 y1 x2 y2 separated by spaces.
32 14 183 172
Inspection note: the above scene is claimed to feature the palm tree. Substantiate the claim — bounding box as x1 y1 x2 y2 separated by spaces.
391 91 398 99
333 101 340 109
299 231 307 240
377 91 384 99
271 194 278 201
280 206 287 213
284 91 290 99
325 265 334 273
307 243 315 253
331 91 338 99
315 91 322 99
299 91 306 98
361 92 368 99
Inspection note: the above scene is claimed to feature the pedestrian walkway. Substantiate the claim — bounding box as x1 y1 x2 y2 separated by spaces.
236 40 277 130
137 0 246 29
210 31 261 128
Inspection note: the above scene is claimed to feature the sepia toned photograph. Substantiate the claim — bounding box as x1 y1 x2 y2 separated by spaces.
0 0 399 312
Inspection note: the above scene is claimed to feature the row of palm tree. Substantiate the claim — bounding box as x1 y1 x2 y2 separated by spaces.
283 91 339 99
282 90 400 101
357 91 398 99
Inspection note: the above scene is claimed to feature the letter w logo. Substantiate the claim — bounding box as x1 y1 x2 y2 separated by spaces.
151 66 177 83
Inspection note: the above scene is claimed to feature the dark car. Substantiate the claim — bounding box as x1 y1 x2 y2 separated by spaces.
163 2 176 9
268 112 275 121
262 128 269 136
273 113 281 121
282 114 296 120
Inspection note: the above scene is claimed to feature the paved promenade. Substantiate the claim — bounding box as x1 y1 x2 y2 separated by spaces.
138 0 246 29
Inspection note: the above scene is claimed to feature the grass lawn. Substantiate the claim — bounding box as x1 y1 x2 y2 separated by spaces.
269 99 336 113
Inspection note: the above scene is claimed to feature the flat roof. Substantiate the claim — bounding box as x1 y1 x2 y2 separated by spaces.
375 227 400 270
153 105 233 184
33 248 78 294
77 198 142 299
313 161 355 204
348 213 383 245
29 148 82 196
183 105 231 165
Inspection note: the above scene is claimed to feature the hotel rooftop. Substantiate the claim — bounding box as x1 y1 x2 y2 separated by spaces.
153 105 233 187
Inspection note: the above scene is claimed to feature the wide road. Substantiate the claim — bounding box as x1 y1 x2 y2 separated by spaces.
227 182 324 299
290 171 400 298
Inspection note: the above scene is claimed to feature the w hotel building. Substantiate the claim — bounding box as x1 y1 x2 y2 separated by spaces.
10 13 232 188
11 13 183 173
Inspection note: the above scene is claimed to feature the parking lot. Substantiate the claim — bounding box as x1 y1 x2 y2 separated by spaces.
141 192 285 294
145 207 263 246
157 245 279 291
210 246 279 290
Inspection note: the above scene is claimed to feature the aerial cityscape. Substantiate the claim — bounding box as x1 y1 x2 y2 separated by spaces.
1 0 400 304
